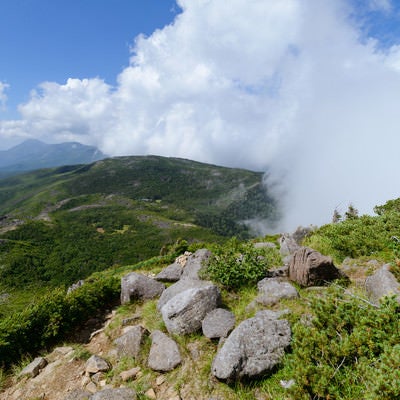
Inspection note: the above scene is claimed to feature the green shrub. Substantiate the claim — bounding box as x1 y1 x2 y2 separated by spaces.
0 275 119 368
200 237 281 289
289 287 400 399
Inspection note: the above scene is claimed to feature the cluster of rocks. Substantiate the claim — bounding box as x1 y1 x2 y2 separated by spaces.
18 229 400 399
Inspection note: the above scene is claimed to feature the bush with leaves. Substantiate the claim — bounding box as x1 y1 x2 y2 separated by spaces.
0 274 119 368
288 287 400 399
200 237 281 289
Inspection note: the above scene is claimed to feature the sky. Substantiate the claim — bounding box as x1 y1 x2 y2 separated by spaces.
1 0 400 230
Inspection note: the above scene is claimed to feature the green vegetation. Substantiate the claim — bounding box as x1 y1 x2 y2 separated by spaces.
0 273 120 368
200 237 281 289
288 287 400 399
305 199 400 263
4 155 400 398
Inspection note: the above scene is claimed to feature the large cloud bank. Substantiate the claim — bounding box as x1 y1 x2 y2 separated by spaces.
2 0 400 229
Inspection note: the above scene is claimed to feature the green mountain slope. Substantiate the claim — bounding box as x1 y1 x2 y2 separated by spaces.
0 155 278 294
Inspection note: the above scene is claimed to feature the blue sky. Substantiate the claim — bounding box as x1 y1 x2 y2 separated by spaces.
2 0 400 228
0 0 178 117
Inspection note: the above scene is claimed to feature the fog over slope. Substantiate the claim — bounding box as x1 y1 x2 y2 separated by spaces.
1 0 400 229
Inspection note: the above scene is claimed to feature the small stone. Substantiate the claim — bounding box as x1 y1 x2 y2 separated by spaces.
81 375 91 388
156 375 166 386
119 366 141 382
145 388 157 399
85 355 110 374
86 381 98 393
19 357 48 378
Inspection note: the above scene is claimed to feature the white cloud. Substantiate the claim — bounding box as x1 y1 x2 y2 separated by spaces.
0 82 9 111
2 0 400 229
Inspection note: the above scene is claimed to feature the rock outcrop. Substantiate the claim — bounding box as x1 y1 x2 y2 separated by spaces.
289 247 343 287
211 310 291 381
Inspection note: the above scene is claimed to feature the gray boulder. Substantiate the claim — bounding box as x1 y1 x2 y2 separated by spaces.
180 248 212 280
148 330 181 372
256 278 299 306
279 234 300 265
289 247 343 287
202 308 235 339
90 388 137 400
365 264 400 305
114 325 149 358
19 357 47 378
211 310 291 381
157 277 212 311
155 262 184 282
85 355 111 374
161 284 221 335
121 272 165 304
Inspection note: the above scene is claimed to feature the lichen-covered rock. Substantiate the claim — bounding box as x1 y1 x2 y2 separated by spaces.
256 278 299 306
113 325 149 358
161 284 221 335
121 272 165 304
365 264 400 305
289 247 343 287
211 310 291 381
202 308 235 339
148 330 181 372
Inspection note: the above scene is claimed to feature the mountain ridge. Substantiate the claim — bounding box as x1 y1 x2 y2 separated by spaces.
0 139 107 176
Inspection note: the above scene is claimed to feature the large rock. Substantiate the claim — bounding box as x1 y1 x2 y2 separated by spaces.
121 272 165 304
155 262 184 282
365 264 400 305
256 278 299 306
90 388 137 400
161 284 221 335
202 308 235 339
114 325 149 358
19 357 47 378
211 310 291 381
289 247 342 287
180 248 212 280
148 330 182 372
157 278 212 311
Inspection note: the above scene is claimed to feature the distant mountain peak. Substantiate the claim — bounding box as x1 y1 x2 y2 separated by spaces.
0 139 108 176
